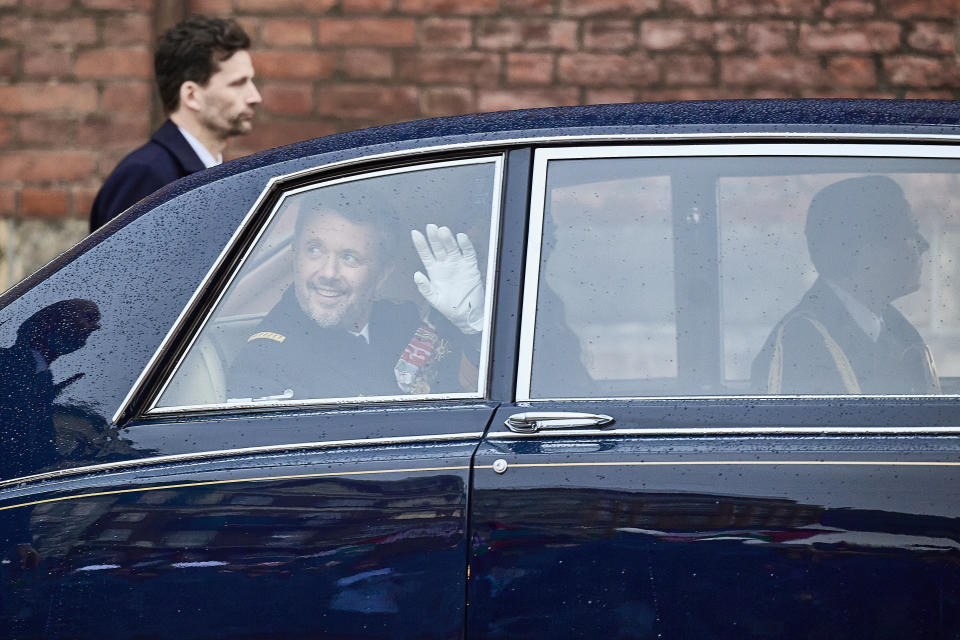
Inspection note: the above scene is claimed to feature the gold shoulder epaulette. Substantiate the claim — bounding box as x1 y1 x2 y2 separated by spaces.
248 331 286 343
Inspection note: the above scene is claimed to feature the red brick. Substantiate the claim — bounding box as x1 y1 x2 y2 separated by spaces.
77 113 150 148
557 53 658 86
584 20 637 51
102 13 152 45
712 22 745 52
343 49 394 79
0 188 15 217
800 88 895 98
306 0 345 10
477 87 579 111
317 18 417 46
421 86 474 116
639 20 713 51
344 0 394 10
80 0 151 8
0 48 18 78
253 51 336 80
824 0 876 18
827 55 877 87
0 151 96 182
884 0 960 19
586 88 636 103
233 0 308 9
907 22 956 54
0 16 97 45
745 22 794 52
75 48 152 79
315 85 420 119
230 120 339 154
477 18 579 51
419 18 472 48
664 0 714 15
189 0 234 13
663 54 716 86
20 0 73 10
261 83 313 115
19 116 76 146
720 55 824 87
904 89 956 99
397 52 501 87
0 117 12 146
397 0 499 14
716 0 817 16
477 18 578 50
262 18 315 46
102 82 153 114
21 188 68 218
799 22 901 53
885 55 960 87
230 17 258 44
500 0 554 13
22 47 72 77
637 87 755 101
73 187 98 219
235 0 338 9
559 0 658 16
507 52 554 85
0 83 98 114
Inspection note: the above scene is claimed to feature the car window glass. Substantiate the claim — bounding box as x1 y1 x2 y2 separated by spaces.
155 158 501 409
526 152 960 399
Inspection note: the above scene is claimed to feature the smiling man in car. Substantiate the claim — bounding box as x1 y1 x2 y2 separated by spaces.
89 15 262 232
225 193 486 402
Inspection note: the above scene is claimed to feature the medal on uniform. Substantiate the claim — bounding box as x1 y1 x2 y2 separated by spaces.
394 325 440 394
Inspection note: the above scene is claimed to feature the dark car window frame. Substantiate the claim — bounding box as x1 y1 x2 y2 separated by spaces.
116 150 508 423
517 141 960 410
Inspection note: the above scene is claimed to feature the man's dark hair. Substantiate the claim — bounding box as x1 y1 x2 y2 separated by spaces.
292 184 402 268
805 175 913 279
155 15 251 114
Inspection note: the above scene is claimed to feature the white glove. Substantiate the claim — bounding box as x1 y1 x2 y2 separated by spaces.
411 224 485 335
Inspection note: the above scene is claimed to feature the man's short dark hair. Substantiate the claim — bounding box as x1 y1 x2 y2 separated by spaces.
805 175 913 279
155 15 251 114
292 184 402 268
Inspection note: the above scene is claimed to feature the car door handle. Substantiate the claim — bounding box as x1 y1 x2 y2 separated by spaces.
504 412 615 434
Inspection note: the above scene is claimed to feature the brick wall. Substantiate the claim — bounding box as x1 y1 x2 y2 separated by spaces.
0 0 958 288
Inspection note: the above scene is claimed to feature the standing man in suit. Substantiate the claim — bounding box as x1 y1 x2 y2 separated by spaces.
89 15 261 232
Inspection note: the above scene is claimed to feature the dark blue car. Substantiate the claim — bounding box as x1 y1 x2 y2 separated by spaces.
3 99 960 639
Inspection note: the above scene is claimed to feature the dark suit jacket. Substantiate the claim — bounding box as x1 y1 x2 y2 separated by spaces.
226 288 469 401
89 119 206 232
751 278 939 395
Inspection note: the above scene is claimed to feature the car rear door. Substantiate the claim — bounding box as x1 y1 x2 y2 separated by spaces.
467 142 960 639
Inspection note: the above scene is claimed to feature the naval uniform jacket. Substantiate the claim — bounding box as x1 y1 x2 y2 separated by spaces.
226 288 469 401
751 278 939 395
89 120 206 232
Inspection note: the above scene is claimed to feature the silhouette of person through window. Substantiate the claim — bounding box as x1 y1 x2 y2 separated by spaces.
752 176 939 395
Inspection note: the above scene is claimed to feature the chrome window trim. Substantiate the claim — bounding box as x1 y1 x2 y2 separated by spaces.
0 432 484 492
486 426 960 440
129 156 504 419
517 142 960 402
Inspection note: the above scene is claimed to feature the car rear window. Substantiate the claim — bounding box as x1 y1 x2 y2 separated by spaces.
520 145 960 399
